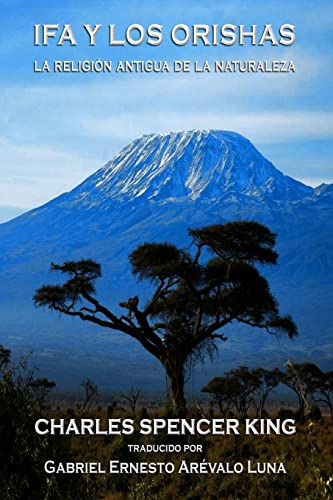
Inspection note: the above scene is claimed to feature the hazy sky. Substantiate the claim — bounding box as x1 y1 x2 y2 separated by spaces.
0 0 332 221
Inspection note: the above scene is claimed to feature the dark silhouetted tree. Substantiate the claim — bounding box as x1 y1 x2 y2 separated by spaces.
0 345 11 370
202 375 235 415
29 377 56 410
203 366 260 418
34 221 297 413
80 378 99 412
121 387 142 414
313 370 333 423
252 367 281 417
280 361 323 422
203 366 282 418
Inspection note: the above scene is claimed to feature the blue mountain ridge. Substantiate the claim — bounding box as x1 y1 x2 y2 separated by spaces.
0 130 332 392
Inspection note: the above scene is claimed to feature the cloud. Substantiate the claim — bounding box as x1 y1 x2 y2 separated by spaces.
0 137 97 207
0 29 331 208
85 110 333 144
1 49 331 152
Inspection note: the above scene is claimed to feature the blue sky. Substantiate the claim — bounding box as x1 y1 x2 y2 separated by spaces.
0 0 332 220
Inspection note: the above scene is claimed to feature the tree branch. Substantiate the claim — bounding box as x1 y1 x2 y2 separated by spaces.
144 277 179 315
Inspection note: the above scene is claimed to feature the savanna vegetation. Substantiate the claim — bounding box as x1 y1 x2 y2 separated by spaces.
1 221 332 498
0 345 332 500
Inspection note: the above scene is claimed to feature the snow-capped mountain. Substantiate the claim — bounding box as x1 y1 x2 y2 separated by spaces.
70 130 311 203
0 130 331 390
0 130 315 254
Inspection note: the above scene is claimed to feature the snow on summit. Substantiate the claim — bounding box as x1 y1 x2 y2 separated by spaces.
3 129 317 236
73 129 312 205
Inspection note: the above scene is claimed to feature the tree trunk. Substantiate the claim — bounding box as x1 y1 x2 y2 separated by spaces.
299 399 306 423
328 401 333 423
165 361 187 415
259 394 268 418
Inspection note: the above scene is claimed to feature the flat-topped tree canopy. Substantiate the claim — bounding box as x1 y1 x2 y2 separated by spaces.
189 221 278 264
34 220 297 413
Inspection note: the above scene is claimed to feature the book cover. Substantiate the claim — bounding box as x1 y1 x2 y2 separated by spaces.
0 1 332 498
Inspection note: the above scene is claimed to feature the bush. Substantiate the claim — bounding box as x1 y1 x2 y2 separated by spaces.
0 347 97 499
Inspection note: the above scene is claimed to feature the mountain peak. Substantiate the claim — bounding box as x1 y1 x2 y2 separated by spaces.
138 129 246 141
314 182 333 197
74 129 312 205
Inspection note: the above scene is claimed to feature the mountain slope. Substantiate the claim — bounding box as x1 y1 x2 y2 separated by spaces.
76 130 312 202
0 130 315 266
0 130 331 390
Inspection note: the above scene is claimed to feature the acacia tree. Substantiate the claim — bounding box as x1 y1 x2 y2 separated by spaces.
121 387 142 415
202 366 260 418
34 221 297 413
280 361 323 422
252 367 281 417
312 371 333 423
202 375 235 415
203 366 281 418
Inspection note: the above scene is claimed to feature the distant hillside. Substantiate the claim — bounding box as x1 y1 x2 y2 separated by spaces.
0 130 332 391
